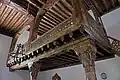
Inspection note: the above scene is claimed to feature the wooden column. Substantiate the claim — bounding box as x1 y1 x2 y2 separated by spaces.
73 39 97 80
28 62 41 80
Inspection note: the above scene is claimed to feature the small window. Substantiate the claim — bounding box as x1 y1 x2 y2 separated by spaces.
52 73 61 80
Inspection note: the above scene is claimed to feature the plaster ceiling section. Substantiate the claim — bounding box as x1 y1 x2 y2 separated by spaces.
0 3 33 37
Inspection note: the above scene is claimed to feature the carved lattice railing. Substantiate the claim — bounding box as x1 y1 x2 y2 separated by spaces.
108 36 120 56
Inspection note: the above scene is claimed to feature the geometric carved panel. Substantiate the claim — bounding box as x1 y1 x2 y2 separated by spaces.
52 73 61 80
111 40 120 53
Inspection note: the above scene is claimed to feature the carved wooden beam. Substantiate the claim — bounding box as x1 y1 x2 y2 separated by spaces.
73 39 97 80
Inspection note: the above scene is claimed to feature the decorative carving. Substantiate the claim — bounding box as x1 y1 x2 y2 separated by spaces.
108 36 120 57
73 39 97 80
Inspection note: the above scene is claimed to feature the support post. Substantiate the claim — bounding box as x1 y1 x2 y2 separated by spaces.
28 62 41 80
73 39 97 80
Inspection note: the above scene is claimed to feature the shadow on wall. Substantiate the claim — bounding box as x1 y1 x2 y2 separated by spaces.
15 70 30 80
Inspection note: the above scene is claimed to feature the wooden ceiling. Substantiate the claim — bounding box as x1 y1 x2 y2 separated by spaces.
0 2 33 37
0 0 120 37
11 0 120 16
10 0 120 36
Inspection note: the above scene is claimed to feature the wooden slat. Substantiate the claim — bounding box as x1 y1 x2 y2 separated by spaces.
16 18 29 31
48 10 64 21
5 10 18 29
60 0 73 13
38 25 47 32
41 19 55 27
9 13 23 31
42 16 57 26
52 5 69 18
39 25 50 31
40 21 53 29
45 13 61 24
0 4 6 18
0 6 11 26
0 6 8 25
101 0 109 10
7 12 20 30
0 8 13 27
57 2 72 16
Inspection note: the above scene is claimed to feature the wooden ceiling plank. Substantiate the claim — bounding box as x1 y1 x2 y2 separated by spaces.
43 16 57 26
29 0 43 8
39 25 50 31
38 27 46 33
60 55 78 62
57 2 72 16
0 8 13 27
14 18 29 32
0 4 6 17
5 10 18 29
40 21 52 29
37 31 44 35
11 15 26 32
38 25 48 31
13 15 25 29
41 19 55 27
2 9 16 29
39 22 51 29
60 0 73 13
7 12 19 30
45 13 60 24
54 56 73 63
0 6 10 27
37 32 43 36
49 9 65 21
47 11 63 22
40 20 54 28
0 5 7 21
65 53 78 60
9 13 23 31
101 0 109 10
53 5 69 18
